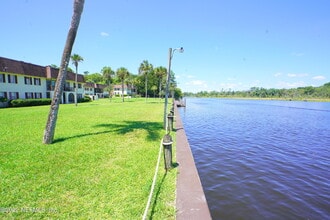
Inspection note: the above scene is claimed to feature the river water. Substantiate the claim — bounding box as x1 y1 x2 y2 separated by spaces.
178 98 330 219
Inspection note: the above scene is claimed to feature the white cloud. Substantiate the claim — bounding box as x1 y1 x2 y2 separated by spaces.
219 83 242 90
274 72 282 77
187 80 207 86
182 80 209 92
100 32 109 37
178 74 195 80
287 73 308 78
277 81 306 88
312 75 326 80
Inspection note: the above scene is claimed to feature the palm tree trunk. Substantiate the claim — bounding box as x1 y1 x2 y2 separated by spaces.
122 80 125 102
43 0 85 144
159 78 162 100
75 65 78 106
145 75 148 102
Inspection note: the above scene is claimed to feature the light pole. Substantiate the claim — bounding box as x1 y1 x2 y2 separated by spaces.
163 47 184 130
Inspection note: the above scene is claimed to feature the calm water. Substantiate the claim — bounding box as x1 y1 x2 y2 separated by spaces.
179 98 330 220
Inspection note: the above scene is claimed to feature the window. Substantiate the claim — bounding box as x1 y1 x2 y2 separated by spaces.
35 92 42 99
46 80 55 90
78 83 82 89
46 92 51 99
0 91 7 99
34 78 41 85
25 92 34 99
24 77 33 85
0 74 5 83
8 75 17 84
65 82 71 91
9 92 19 100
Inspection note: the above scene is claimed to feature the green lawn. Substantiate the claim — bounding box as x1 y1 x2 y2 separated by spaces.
0 98 176 219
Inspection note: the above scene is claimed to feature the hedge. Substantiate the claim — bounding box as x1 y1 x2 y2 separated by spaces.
10 99 51 107
78 95 92 103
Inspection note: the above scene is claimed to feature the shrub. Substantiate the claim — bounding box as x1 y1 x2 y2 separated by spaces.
78 95 92 103
0 97 8 102
10 99 51 107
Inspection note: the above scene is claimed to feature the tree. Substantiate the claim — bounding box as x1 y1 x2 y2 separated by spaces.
102 66 115 99
104 84 114 101
173 87 183 100
71 53 84 106
43 0 85 144
102 66 114 86
151 85 157 98
116 67 130 102
126 74 138 97
85 73 104 83
154 66 167 99
138 60 153 101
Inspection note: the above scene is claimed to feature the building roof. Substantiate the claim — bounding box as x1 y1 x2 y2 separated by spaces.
84 82 95 88
0 56 84 83
95 84 107 89
0 56 45 77
113 84 135 89
46 66 85 83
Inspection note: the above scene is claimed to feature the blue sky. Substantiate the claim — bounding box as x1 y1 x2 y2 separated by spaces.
1 0 329 92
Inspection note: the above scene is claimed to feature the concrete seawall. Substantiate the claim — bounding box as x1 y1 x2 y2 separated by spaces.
175 103 212 219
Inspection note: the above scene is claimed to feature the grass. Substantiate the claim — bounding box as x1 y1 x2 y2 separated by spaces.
0 98 176 219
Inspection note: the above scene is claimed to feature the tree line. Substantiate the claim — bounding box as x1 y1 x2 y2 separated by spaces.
83 60 183 99
184 82 330 100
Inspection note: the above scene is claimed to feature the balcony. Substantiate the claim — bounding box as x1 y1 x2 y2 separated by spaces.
47 86 74 91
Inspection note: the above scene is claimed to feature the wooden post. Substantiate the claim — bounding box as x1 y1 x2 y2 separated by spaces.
162 134 173 171
167 112 174 132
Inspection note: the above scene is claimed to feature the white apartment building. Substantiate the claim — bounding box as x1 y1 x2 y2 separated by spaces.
0 57 85 104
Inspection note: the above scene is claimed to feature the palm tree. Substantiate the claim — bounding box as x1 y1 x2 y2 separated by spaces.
138 60 153 102
102 66 114 86
154 66 167 99
71 53 84 106
102 66 115 99
151 85 157 99
43 0 85 144
126 74 137 98
116 67 130 102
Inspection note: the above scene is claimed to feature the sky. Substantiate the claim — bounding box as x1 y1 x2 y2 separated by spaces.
1 0 329 92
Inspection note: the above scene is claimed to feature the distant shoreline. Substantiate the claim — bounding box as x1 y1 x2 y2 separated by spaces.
183 96 330 102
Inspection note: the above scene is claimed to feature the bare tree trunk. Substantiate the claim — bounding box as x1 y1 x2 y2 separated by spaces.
43 0 85 144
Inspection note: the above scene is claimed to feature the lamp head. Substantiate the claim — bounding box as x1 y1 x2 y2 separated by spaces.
179 47 184 53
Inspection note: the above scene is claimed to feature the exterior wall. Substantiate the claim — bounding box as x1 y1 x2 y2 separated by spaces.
47 80 85 104
113 85 136 96
84 87 94 96
0 72 86 104
0 58 111 105
0 72 46 100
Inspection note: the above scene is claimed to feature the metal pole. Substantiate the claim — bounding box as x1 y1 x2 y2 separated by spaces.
164 48 172 130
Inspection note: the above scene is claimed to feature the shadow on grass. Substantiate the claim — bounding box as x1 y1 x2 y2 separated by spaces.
150 172 167 219
54 120 163 143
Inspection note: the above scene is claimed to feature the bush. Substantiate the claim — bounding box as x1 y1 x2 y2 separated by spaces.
78 95 92 103
0 97 8 102
10 99 51 107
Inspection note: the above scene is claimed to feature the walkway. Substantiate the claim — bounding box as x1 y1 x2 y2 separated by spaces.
175 103 212 219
